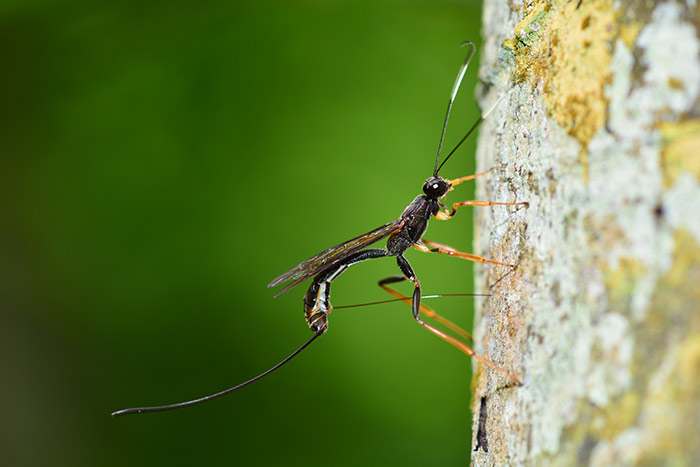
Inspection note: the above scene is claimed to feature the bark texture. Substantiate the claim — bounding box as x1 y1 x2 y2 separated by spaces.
471 0 700 465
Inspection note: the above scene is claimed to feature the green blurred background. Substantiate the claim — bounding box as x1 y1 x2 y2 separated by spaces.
1 1 486 465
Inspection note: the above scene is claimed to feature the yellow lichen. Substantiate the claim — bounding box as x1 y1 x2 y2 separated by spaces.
629 229 700 463
678 337 700 392
602 257 646 308
659 119 700 188
591 391 641 440
619 21 642 49
503 0 619 172
633 333 700 465
471 360 487 395
664 229 700 292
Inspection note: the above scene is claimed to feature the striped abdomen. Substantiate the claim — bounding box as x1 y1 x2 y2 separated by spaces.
302 261 352 334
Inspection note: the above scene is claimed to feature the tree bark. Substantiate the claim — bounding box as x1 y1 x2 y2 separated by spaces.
471 0 700 465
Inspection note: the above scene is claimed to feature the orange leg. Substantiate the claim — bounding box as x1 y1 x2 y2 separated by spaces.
435 199 528 220
417 311 521 384
377 276 521 384
379 280 472 341
446 168 492 191
414 239 515 268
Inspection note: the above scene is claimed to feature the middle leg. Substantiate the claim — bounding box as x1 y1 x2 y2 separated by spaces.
389 256 521 384
377 275 473 341
414 239 515 268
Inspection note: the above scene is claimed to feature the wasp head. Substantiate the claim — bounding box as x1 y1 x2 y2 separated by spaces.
422 176 451 199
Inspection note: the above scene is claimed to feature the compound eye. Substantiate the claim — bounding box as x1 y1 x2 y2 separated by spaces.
423 177 449 197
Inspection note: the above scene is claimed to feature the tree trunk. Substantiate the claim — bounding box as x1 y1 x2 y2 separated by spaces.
471 0 700 465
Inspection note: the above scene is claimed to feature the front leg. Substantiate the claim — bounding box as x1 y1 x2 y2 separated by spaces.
445 168 492 191
414 239 515 268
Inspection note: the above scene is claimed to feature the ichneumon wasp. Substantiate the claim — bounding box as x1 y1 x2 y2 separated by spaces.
112 42 527 417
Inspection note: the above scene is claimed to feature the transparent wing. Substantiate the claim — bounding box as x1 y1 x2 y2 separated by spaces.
267 218 406 297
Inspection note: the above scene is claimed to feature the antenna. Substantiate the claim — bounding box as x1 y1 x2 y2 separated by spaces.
435 92 507 175
111 331 322 416
433 41 476 177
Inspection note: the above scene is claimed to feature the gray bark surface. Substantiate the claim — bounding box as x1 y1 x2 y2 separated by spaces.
470 0 700 465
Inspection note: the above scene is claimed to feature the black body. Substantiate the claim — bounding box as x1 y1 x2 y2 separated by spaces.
290 175 450 334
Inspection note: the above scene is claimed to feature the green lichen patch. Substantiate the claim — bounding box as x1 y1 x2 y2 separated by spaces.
503 0 618 150
503 1 551 53
659 119 700 188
